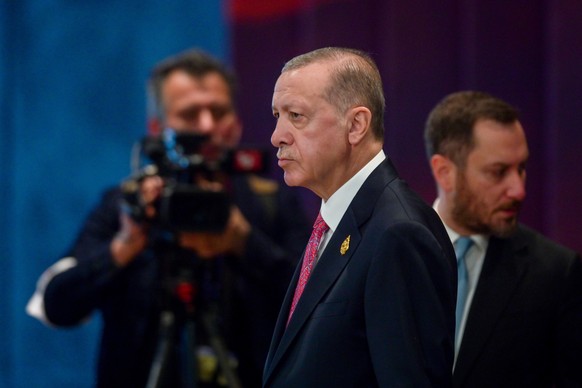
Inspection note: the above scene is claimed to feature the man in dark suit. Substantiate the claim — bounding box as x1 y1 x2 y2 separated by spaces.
264 47 457 386
424 90 582 387
26 49 311 388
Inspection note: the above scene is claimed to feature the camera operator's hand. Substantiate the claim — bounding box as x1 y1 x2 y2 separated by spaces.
139 174 165 218
178 206 251 259
110 212 149 267
111 175 164 267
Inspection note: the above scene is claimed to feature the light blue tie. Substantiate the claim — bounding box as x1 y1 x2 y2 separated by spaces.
455 236 474 348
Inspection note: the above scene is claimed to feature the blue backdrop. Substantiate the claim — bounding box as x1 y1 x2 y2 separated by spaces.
0 2 228 387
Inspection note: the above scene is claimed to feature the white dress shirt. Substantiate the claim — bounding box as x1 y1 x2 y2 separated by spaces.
433 200 489 365
316 150 386 262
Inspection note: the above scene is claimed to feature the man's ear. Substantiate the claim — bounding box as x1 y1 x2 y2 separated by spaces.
430 154 456 192
347 107 372 145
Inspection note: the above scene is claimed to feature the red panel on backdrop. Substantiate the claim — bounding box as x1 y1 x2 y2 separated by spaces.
229 0 338 22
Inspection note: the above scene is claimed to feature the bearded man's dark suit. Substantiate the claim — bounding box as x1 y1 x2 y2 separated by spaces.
263 159 457 387
453 225 582 387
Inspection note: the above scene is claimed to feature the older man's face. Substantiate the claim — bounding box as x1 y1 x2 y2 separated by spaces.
271 63 352 200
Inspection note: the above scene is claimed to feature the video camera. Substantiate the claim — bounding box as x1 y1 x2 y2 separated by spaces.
121 128 268 232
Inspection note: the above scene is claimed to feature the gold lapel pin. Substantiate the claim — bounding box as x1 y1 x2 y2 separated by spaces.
340 235 351 255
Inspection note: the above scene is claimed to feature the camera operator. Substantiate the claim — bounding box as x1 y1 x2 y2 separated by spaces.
26 49 311 388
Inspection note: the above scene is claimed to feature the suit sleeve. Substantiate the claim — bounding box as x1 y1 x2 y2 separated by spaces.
365 221 455 387
40 188 127 326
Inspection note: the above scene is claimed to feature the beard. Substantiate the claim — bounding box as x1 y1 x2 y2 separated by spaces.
452 172 520 238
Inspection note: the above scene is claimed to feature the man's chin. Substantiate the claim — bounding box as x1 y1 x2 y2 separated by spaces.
491 219 518 238
282 173 300 187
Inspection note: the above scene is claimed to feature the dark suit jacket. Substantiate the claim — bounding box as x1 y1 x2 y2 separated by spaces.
263 159 457 387
454 224 582 387
43 175 311 388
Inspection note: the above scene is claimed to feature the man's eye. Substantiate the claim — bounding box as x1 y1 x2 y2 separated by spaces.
289 112 301 119
487 167 508 181
494 169 506 178
211 107 231 120
180 108 199 121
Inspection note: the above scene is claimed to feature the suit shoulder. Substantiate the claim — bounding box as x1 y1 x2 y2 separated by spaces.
380 179 440 225
517 224 578 256
514 224 580 270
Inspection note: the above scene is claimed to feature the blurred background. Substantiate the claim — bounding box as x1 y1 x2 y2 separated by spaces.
2 1 581 386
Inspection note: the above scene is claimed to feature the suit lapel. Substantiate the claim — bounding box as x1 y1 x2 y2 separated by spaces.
454 231 529 384
264 209 362 380
264 158 398 383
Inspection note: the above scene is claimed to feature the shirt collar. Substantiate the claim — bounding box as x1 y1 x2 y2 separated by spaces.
321 149 386 232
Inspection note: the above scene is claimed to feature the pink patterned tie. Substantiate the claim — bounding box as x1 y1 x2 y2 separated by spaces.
287 212 329 325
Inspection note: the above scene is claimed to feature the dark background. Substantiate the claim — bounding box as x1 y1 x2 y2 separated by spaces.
2 1 580 386
232 0 582 250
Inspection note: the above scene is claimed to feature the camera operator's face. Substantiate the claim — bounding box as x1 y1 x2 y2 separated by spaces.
161 70 241 148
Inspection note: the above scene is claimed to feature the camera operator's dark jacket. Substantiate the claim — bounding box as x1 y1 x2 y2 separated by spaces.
38 175 311 388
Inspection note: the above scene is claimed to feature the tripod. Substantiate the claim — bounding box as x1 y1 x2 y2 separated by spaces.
146 239 242 388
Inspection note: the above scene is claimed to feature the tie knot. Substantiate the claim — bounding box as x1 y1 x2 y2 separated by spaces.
455 236 474 261
313 213 329 234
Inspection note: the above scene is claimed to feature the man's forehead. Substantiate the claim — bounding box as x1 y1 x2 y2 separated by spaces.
469 121 529 163
274 67 329 103
472 119 525 145
163 71 231 105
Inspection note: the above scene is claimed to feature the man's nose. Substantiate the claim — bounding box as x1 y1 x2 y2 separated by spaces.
507 171 526 202
271 120 290 148
195 109 215 134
